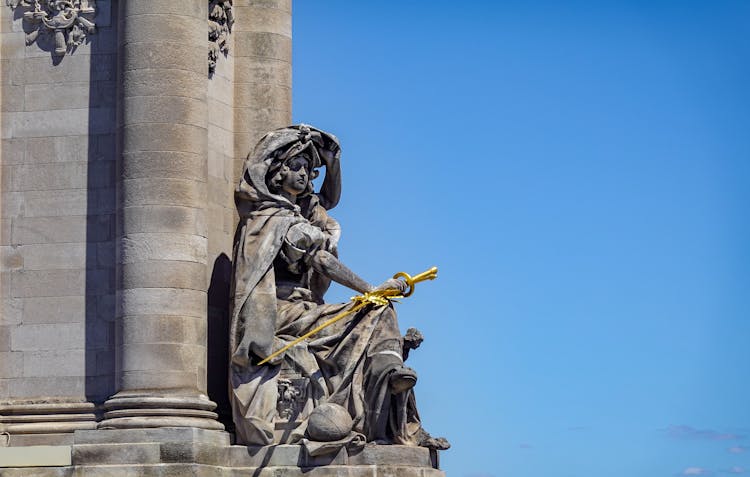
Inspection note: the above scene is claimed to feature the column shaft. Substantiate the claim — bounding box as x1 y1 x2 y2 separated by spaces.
100 0 221 430
233 0 293 183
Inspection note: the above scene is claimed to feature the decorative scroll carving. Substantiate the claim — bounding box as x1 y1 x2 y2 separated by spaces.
208 0 233 76
6 0 96 57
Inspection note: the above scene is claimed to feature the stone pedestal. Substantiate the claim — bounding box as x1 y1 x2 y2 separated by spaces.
0 428 445 476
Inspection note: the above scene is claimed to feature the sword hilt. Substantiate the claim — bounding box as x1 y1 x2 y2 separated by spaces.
393 266 438 297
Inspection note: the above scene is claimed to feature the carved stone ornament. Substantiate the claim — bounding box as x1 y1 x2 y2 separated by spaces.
6 0 96 57
208 0 233 76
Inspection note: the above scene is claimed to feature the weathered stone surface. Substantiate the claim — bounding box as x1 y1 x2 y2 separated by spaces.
121 1 208 18
24 83 89 112
0 298 22 325
0 325 11 351
234 56 291 86
22 296 85 324
0 219 10 245
121 69 206 99
118 288 206 318
121 14 206 46
23 189 114 217
121 260 207 291
11 162 111 191
0 351 23 376
12 215 112 245
121 44 207 76
121 178 207 209
121 123 207 156
74 428 229 446
10 269 110 297
119 233 208 265
234 31 290 61
73 443 161 465
11 322 84 351
0 245 22 270
4 109 115 138
123 96 208 129
119 343 206 374
18 55 115 84
0 468 72 477
4 376 85 398
235 83 291 111
18 243 86 271
118 206 206 239
22 349 85 377
119 315 206 345
1 433 74 447
25 136 88 164
121 152 206 181
0 137 25 165
1 192 24 217
234 5 291 35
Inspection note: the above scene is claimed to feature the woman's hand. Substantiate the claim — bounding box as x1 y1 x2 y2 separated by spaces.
319 145 340 168
371 278 409 294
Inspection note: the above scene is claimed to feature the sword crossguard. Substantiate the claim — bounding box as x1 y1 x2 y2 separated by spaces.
393 266 438 297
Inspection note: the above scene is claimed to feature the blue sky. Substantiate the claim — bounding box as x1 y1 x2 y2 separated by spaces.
292 2 750 476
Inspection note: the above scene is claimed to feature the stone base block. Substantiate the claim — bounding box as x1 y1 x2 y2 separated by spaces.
0 428 445 476
0 463 445 476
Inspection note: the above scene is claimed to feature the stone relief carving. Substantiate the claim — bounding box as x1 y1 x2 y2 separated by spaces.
208 0 233 76
6 0 96 57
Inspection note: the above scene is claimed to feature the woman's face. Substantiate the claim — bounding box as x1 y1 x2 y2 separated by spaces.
280 156 310 197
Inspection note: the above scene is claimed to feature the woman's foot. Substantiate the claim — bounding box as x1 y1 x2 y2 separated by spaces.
417 429 451 450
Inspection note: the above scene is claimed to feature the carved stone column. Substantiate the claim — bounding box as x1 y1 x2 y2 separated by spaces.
232 0 292 182
99 0 222 430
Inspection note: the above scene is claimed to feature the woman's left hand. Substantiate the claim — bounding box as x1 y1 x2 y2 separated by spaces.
319 145 340 167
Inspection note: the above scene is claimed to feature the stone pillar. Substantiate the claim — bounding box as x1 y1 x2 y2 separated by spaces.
98 0 222 430
233 0 293 183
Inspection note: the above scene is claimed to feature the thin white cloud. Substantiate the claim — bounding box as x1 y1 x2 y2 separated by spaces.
663 425 744 441
726 466 746 474
681 467 711 476
729 446 748 454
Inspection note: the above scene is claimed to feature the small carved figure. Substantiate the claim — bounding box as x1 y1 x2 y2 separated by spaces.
403 327 424 361
229 125 449 451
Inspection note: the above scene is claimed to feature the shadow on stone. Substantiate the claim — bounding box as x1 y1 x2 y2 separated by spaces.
207 253 232 430
84 4 116 406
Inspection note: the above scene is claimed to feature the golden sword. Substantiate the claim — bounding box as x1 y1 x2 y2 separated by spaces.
256 267 438 366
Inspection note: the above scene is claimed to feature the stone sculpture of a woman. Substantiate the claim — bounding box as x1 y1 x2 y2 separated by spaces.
229 124 449 451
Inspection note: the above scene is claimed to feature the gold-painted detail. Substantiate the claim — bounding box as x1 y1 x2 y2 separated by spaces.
257 267 438 366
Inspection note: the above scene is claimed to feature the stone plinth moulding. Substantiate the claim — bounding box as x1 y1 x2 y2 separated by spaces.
208 0 233 76
0 401 97 446
6 0 96 57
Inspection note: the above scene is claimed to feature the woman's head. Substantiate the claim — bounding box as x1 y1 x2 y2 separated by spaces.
266 152 319 199
236 125 339 214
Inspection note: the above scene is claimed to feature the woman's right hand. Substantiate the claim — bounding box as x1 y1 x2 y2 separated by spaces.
371 278 409 295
